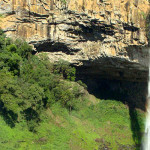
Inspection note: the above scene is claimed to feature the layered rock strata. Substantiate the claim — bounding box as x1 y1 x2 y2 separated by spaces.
0 0 150 81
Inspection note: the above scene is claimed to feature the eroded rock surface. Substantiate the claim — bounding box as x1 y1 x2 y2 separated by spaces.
0 0 150 81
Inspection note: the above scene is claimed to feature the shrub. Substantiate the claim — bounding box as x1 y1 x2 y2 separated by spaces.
53 60 76 81
77 80 87 89
0 30 84 132
52 81 85 110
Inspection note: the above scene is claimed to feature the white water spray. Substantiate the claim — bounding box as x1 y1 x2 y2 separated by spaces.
142 49 150 150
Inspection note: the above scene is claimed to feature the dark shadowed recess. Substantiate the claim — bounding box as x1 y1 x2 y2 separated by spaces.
0 101 17 128
146 10 150 46
123 23 139 32
33 41 80 55
75 75 147 111
67 22 114 42
75 65 148 149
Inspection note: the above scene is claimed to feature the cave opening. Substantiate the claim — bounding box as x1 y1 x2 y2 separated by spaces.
34 41 80 55
75 66 148 148
75 67 148 111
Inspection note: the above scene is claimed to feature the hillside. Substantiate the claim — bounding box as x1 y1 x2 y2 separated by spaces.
0 0 150 149
0 98 145 150
0 30 146 150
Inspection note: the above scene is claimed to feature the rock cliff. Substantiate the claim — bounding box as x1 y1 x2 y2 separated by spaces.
0 0 150 82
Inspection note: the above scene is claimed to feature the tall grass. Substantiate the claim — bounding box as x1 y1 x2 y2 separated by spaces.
0 100 145 150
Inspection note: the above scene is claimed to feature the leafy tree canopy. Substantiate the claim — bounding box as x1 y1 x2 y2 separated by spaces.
0 30 84 131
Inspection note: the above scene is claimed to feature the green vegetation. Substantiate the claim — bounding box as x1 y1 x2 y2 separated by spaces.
60 0 67 5
0 100 145 150
0 30 145 149
0 14 5 23
141 11 147 20
0 30 80 131
0 14 4 18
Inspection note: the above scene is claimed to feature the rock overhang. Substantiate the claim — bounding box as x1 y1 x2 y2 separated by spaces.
0 0 150 82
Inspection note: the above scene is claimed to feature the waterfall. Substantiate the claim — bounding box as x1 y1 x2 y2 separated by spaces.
142 50 150 150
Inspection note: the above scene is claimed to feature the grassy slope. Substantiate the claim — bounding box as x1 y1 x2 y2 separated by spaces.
0 97 145 150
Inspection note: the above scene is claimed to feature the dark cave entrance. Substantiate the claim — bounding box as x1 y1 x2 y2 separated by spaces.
79 77 147 111
75 63 148 111
75 66 148 148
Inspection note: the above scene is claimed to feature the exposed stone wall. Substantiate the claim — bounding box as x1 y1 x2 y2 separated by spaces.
0 0 149 82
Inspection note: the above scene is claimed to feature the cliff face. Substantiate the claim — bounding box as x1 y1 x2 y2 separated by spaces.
0 0 150 81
